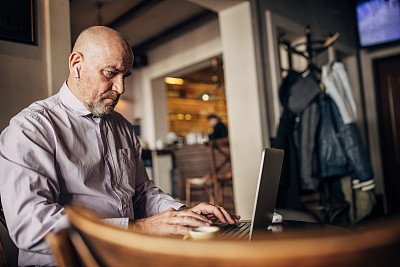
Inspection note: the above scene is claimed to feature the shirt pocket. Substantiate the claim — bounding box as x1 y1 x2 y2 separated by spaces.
116 148 136 186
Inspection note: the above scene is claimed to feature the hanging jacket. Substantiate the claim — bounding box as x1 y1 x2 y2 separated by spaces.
322 62 357 124
275 71 323 208
321 62 375 191
288 72 322 191
319 94 352 177
275 70 303 209
318 95 375 191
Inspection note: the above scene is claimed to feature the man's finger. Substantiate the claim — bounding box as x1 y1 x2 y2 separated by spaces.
218 206 239 224
191 202 241 224
207 206 228 224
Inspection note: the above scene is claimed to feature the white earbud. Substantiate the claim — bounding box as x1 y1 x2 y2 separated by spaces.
74 64 79 78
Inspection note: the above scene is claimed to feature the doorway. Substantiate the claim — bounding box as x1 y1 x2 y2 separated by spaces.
373 54 400 214
165 56 228 143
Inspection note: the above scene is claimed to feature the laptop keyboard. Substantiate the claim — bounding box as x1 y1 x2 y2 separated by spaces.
217 222 251 240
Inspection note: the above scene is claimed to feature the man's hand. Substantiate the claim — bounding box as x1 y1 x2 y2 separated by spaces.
130 208 212 236
129 203 240 237
189 202 240 225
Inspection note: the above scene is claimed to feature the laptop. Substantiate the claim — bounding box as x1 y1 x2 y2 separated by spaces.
216 148 284 241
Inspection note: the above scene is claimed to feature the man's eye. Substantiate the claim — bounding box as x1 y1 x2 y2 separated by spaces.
104 71 117 78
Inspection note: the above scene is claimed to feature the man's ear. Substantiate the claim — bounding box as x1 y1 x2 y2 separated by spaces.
69 52 83 77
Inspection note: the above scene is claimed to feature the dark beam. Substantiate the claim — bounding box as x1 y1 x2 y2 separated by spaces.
132 10 217 53
107 0 164 29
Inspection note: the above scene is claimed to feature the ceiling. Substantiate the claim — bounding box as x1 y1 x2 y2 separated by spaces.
69 0 244 77
69 0 218 55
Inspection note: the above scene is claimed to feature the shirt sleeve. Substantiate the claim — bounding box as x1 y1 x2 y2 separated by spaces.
0 112 69 254
130 134 183 218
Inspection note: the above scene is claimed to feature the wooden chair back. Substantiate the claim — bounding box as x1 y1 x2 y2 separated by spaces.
0 238 6 267
173 144 213 200
0 200 18 267
0 201 6 229
209 138 232 179
45 228 82 267
0 199 7 267
52 205 400 267
209 138 233 205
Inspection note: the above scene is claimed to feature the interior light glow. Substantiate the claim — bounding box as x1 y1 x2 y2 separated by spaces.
202 94 210 101
165 77 184 85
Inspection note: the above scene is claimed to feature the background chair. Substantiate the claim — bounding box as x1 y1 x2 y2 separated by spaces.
46 205 400 267
185 174 215 205
184 138 234 207
173 144 215 205
209 138 233 206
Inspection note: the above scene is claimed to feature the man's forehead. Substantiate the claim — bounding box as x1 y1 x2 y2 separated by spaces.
83 39 133 71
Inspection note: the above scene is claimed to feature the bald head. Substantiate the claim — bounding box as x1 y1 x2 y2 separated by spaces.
72 26 133 64
67 26 134 117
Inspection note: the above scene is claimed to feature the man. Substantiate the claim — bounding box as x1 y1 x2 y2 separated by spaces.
0 26 238 266
207 114 228 140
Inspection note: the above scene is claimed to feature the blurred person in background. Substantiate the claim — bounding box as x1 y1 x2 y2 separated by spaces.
207 114 228 140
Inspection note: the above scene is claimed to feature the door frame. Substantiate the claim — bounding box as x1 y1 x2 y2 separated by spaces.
373 53 400 214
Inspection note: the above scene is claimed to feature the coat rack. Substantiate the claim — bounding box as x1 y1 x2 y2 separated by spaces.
279 25 340 73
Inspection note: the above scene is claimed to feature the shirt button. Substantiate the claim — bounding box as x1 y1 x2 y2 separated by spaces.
123 203 127 209
111 181 115 187
104 154 109 159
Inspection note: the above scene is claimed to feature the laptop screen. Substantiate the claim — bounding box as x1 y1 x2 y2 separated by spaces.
249 148 284 239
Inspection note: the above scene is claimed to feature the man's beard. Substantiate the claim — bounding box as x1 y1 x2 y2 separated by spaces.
88 91 120 117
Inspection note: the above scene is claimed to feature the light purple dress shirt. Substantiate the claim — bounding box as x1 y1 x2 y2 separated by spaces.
0 82 182 266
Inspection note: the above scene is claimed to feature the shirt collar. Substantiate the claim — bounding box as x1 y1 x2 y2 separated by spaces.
59 81 92 117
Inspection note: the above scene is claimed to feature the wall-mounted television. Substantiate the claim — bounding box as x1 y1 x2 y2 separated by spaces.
356 0 400 48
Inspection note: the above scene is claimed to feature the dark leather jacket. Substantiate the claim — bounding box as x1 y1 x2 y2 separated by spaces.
318 95 374 189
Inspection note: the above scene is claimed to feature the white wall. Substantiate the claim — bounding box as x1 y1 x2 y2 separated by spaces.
219 2 268 219
45 0 71 95
0 0 70 131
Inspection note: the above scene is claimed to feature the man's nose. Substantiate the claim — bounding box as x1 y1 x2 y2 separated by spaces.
112 76 125 95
